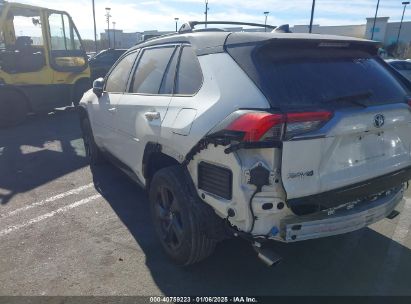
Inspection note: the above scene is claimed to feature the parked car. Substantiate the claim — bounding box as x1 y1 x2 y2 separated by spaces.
386 59 411 81
78 21 411 266
87 52 97 59
88 48 127 81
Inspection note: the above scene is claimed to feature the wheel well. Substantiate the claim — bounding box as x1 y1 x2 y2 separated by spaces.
143 143 181 185
76 105 89 120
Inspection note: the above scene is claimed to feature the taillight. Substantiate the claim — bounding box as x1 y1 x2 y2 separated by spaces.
217 110 332 142
226 112 284 141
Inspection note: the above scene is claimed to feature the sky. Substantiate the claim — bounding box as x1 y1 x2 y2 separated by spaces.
16 0 411 39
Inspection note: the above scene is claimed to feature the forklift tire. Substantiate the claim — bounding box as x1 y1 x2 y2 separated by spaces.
0 88 28 128
73 79 91 107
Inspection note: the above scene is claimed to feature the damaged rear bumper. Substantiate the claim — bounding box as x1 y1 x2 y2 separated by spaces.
280 186 404 242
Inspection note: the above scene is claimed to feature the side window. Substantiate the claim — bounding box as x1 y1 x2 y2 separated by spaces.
106 52 138 93
159 47 179 94
131 46 175 94
48 13 82 51
175 46 203 95
11 10 43 46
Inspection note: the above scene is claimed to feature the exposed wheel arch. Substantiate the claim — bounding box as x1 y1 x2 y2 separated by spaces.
142 143 181 188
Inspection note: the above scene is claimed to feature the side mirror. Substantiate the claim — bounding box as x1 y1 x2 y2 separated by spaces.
92 78 105 97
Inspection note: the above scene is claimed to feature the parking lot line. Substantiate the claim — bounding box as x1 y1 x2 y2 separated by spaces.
0 183 94 219
0 194 101 237
392 198 411 245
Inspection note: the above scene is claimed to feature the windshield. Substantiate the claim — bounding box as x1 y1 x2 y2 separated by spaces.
251 46 410 109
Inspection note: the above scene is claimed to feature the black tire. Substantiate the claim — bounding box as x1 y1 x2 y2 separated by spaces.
73 79 91 107
149 166 216 266
81 117 105 165
0 89 28 128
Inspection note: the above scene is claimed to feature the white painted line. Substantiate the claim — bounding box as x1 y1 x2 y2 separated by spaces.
0 194 101 237
0 183 94 219
392 198 411 245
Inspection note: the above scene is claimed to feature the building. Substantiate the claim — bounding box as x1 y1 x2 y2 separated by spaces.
291 17 411 46
100 29 174 49
100 30 142 48
364 17 411 45
291 24 366 38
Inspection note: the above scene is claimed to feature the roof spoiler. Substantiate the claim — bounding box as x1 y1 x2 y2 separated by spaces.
179 21 277 33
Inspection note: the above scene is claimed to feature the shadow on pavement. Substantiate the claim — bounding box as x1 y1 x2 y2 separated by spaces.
0 108 88 204
91 163 411 296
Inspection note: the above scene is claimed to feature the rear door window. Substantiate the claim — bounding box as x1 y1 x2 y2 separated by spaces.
159 47 179 95
130 46 176 94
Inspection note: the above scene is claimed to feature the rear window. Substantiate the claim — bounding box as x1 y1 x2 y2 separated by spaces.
231 43 410 109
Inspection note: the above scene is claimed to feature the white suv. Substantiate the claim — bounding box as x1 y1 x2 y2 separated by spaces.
78 22 411 266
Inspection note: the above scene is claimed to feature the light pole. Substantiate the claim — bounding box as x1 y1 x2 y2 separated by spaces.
112 21 116 48
92 0 97 52
204 0 209 28
105 7 111 48
397 1 410 45
309 0 316 33
371 0 380 40
174 17 179 32
264 11 270 32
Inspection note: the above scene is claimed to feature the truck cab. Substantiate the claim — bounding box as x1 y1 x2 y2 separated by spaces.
0 1 90 127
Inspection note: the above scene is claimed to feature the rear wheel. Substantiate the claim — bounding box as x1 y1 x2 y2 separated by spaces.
81 117 105 165
149 166 216 266
0 88 28 128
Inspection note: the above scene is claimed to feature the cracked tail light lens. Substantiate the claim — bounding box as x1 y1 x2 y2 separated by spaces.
225 111 332 142
284 111 333 140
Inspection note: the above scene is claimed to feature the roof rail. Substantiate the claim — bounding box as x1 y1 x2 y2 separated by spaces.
179 21 276 33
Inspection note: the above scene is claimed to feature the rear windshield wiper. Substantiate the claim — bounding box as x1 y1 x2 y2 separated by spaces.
322 91 372 108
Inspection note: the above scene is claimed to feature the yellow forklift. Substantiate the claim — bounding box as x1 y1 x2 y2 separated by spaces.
0 0 90 127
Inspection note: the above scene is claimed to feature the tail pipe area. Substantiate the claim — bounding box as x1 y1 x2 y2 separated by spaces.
253 242 282 267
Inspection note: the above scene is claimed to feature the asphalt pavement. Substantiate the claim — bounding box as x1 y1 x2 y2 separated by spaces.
0 109 411 296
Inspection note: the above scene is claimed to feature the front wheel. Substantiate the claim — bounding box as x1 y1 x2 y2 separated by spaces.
81 117 105 165
149 166 216 266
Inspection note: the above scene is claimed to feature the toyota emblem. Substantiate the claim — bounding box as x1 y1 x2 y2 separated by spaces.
374 114 385 128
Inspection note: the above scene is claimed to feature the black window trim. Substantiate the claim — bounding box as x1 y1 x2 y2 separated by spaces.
126 43 179 97
103 49 140 94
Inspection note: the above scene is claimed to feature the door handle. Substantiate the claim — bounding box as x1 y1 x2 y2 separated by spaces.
144 111 161 121
108 107 117 114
